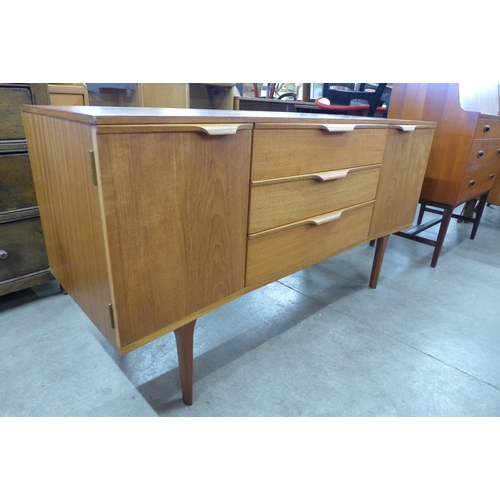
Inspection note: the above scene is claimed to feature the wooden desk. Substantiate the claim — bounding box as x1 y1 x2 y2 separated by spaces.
22 106 435 405
388 83 500 266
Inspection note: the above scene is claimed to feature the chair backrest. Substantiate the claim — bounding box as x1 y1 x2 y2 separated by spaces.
321 83 387 116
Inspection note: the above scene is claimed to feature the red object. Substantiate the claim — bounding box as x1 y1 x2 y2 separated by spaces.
315 97 385 114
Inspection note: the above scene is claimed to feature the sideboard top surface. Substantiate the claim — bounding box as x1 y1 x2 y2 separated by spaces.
21 105 436 128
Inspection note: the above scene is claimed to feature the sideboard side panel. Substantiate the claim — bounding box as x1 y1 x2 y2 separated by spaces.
22 113 117 348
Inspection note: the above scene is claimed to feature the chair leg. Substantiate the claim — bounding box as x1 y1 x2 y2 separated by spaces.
430 206 454 268
470 193 488 240
417 203 426 225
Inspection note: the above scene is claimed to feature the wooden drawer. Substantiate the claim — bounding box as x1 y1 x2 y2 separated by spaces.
474 118 500 139
246 202 374 287
487 177 500 205
458 163 499 202
0 218 49 282
466 139 500 171
251 125 387 181
0 84 34 142
249 166 380 234
0 153 38 213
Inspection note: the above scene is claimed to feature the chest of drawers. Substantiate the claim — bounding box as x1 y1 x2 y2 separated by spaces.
0 83 53 296
22 106 435 404
388 84 500 266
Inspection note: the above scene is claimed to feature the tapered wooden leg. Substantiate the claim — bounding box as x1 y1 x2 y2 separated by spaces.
369 235 389 289
174 320 196 406
417 202 426 225
431 206 453 268
470 193 488 240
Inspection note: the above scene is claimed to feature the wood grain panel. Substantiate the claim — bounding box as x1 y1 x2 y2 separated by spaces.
22 113 117 348
457 164 499 203
251 127 387 181
465 139 500 171
249 166 380 233
246 203 374 287
475 118 500 138
487 178 500 205
369 127 435 239
137 83 189 108
96 129 251 347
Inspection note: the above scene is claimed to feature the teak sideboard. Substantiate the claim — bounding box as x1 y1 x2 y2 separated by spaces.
21 106 435 405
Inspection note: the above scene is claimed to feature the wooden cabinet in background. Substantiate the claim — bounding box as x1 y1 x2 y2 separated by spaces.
0 83 54 296
22 106 435 404
48 83 89 106
388 83 500 266
488 178 500 205
86 83 235 109
137 83 235 109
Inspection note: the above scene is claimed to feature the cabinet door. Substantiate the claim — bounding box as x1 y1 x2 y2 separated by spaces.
96 126 252 349
369 127 435 238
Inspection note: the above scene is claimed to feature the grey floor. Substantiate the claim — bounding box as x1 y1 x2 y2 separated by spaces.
2 204 500 417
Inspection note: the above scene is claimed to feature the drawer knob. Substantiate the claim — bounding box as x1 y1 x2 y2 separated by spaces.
477 150 484 158
484 125 491 133
0 250 8 260
469 180 476 188
497 149 500 155
489 174 495 180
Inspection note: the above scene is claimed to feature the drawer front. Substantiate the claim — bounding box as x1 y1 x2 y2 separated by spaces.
249 166 380 234
466 139 500 171
0 218 49 282
246 202 374 287
474 118 500 139
0 84 34 142
251 126 387 181
458 163 499 202
0 153 38 213
487 177 500 205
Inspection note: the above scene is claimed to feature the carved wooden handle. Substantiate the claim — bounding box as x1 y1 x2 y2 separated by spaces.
319 124 358 133
307 210 343 225
251 168 354 187
390 125 416 132
310 169 351 181
197 125 246 135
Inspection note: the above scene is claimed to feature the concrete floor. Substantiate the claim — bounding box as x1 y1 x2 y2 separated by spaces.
2 204 500 417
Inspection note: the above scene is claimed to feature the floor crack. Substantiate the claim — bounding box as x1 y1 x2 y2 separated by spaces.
392 336 500 392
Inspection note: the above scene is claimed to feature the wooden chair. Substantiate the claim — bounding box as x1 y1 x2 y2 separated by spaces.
315 83 388 117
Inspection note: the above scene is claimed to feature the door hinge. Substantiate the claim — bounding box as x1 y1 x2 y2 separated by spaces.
89 150 98 186
108 303 115 329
